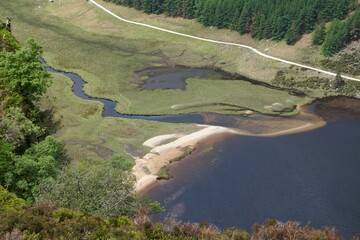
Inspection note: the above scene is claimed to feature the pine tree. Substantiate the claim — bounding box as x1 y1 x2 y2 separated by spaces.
312 22 326 45
142 0 153 14
184 0 196 19
348 9 360 41
334 72 345 89
285 22 300 45
201 0 216 26
195 0 206 18
237 3 250 34
322 19 349 56
254 14 266 39
214 0 225 28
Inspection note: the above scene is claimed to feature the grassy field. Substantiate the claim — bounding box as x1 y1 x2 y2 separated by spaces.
123 78 308 115
41 73 197 161
0 0 317 160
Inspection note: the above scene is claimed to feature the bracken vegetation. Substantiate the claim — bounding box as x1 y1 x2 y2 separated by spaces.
322 51 360 76
0 187 343 240
272 69 360 98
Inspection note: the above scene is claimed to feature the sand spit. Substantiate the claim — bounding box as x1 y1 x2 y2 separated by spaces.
246 121 326 137
133 112 326 192
133 125 237 192
143 134 184 148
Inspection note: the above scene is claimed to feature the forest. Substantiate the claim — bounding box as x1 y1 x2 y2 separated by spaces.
104 0 360 55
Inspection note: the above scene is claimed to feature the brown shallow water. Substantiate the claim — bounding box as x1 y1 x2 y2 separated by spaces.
303 96 360 122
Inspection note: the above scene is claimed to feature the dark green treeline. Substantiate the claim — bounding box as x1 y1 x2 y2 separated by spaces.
104 0 356 46
316 8 360 56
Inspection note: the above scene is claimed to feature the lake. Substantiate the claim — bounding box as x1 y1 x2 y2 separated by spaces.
147 97 360 239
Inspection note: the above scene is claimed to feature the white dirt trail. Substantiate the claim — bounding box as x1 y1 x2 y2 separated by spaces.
89 0 360 82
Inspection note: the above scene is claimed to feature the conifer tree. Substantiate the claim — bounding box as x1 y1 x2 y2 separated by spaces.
312 22 326 45
334 72 345 89
237 3 250 34
322 19 349 56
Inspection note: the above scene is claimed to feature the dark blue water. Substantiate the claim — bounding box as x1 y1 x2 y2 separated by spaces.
148 119 360 239
140 68 222 90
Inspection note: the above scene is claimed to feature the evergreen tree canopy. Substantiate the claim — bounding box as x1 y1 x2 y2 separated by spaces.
105 0 357 45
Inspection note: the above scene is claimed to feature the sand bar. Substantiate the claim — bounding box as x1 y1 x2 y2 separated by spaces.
133 110 327 193
133 125 237 192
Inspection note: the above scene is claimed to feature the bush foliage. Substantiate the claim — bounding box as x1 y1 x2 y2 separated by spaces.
0 196 343 240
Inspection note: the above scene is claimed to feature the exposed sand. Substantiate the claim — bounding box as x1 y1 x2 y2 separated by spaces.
133 125 237 192
133 112 326 193
248 121 326 137
143 134 184 148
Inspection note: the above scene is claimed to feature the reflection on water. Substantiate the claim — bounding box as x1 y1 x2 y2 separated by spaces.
135 65 263 90
138 67 223 90
147 97 360 239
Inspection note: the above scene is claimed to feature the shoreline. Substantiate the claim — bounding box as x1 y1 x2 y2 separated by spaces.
133 125 237 192
133 110 326 193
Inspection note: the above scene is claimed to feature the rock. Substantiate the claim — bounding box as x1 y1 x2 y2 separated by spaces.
5 17 11 32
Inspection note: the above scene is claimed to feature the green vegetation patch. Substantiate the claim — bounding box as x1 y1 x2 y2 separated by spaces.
322 53 360 76
0 203 343 240
272 68 360 98
36 158 138 217
170 145 196 163
41 73 194 162
156 166 171 180
0 23 19 52
123 78 308 115
0 185 26 212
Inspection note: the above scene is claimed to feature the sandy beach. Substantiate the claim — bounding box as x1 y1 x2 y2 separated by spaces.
133 109 326 193
133 125 237 192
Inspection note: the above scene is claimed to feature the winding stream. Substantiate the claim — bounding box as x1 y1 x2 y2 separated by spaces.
41 58 205 123
42 58 299 128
